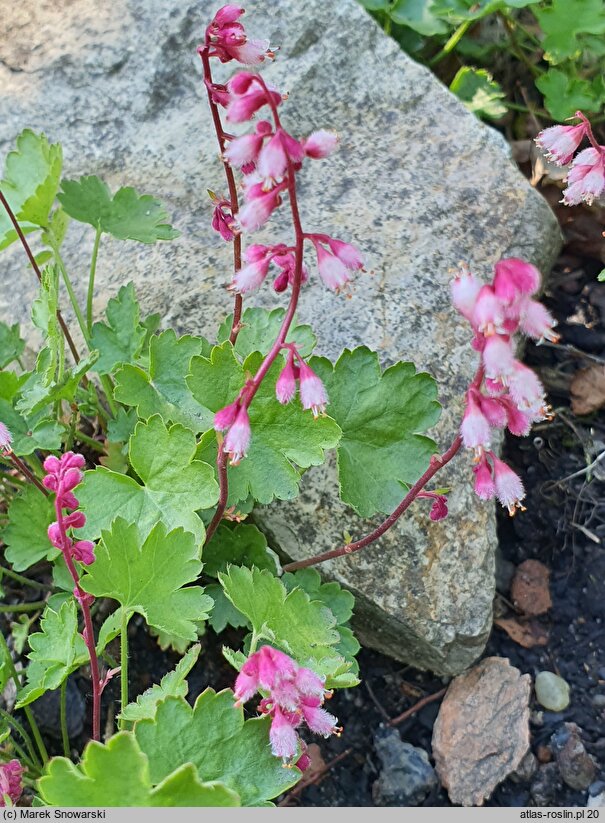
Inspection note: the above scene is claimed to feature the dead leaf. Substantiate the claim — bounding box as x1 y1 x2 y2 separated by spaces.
494 617 549 648
306 744 326 778
511 559 552 616
432 657 531 806
571 364 605 415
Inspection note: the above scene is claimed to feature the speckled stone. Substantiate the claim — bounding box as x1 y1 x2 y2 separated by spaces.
0 0 562 673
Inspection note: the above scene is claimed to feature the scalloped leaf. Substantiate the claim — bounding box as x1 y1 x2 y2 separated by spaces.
38 732 239 806
3 485 57 572
134 691 299 805
189 344 341 505
311 347 440 517
203 523 278 577
80 519 212 642
217 307 316 359
90 282 147 375
78 415 219 543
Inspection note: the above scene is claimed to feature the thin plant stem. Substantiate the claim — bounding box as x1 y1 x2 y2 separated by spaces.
0 631 48 764
5 452 48 496
74 430 105 453
119 610 131 729
60 679 70 758
428 19 473 66
0 602 46 614
87 226 102 335
0 190 81 364
0 708 41 770
50 242 90 348
99 375 118 417
0 567 51 593
204 446 228 545
199 48 243 344
53 498 102 741
499 13 540 78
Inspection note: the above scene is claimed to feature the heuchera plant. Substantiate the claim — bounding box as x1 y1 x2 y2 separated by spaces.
0 5 557 807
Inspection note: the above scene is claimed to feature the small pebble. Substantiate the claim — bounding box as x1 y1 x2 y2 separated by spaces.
536 745 552 764
535 671 570 712
592 694 605 709
551 723 597 791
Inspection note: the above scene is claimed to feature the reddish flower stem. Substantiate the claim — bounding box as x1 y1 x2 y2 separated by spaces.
199 48 243 344
54 501 101 741
203 446 228 545
5 452 48 496
577 111 602 153
282 365 485 573
0 189 81 364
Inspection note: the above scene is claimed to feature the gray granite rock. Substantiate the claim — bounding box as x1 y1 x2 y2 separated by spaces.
0 0 561 673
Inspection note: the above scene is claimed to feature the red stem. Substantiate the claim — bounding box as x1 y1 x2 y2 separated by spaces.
199 48 243 344
203 446 228 545
577 111 602 153
6 452 48 496
0 189 81 365
54 499 101 741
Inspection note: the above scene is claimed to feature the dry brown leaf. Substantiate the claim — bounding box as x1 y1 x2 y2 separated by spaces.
571 365 605 416
511 559 552 617
494 617 549 648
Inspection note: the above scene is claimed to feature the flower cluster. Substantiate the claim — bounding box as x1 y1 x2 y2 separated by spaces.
451 257 557 514
0 760 24 807
276 347 328 418
234 645 340 763
535 112 605 206
43 452 95 566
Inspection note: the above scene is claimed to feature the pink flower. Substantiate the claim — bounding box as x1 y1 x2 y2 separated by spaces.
224 120 272 168
299 695 339 737
206 6 273 65
315 244 350 291
0 759 24 807
72 540 96 565
493 258 541 304
562 147 605 205
508 362 545 412
223 407 251 464
204 79 231 108
276 352 298 404
257 129 304 183
0 421 11 452
303 130 339 159
326 238 364 272
481 335 515 381
214 401 240 431
230 255 272 293
472 285 505 335
535 122 586 166
295 740 312 772
429 495 448 521
473 456 495 501
478 395 507 428
236 183 284 232
299 361 328 417
450 266 482 322
460 393 491 453
211 198 236 242
502 399 532 437
226 78 282 123
269 706 300 759
492 456 525 515
518 298 559 343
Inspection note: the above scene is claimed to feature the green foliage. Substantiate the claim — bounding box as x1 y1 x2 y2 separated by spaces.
217 307 317 359
58 176 179 243
90 282 147 375
389 0 448 35
80 519 213 642
3 485 57 572
31 264 62 385
0 130 62 250
134 691 300 805
430 0 541 21
0 397 65 457
17 599 87 708
120 644 201 722
38 732 239 807
190 345 341 505
311 347 440 517
536 69 599 121
219 566 358 687
203 523 278 577
78 415 218 544
450 67 507 119
114 329 213 431
15 351 99 418
0 322 25 369
534 0 605 63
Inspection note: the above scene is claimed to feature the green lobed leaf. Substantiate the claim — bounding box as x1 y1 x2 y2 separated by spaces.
80 519 213 641
189 345 341 505
203 523 278 577
0 130 62 250
217 307 317 360
430 0 541 21
90 282 147 375
134 691 300 805
0 323 25 369
449 67 507 119
58 176 179 243
536 68 600 121
389 0 448 35
31 264 62 385
78 414 219 543
534 0 605 64
205 584 249 633
38 732 239 807
114 329 213 431
16 599 88 708
15 351 99 417
120 644 201 722
3 485 57 572
311 347 440 517
0 397 65 456
219 566 355 685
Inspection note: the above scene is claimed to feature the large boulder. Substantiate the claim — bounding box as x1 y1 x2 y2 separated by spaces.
0 0 561 673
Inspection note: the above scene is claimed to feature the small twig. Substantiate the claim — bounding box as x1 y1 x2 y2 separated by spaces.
571 522 601 544
278 748 353 806
365 679 391 723
556 450 605 485
0 601 47 613
388 687 447 728
5 452 48 496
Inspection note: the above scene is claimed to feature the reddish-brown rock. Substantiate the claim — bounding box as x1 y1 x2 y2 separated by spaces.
511 559 552 617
